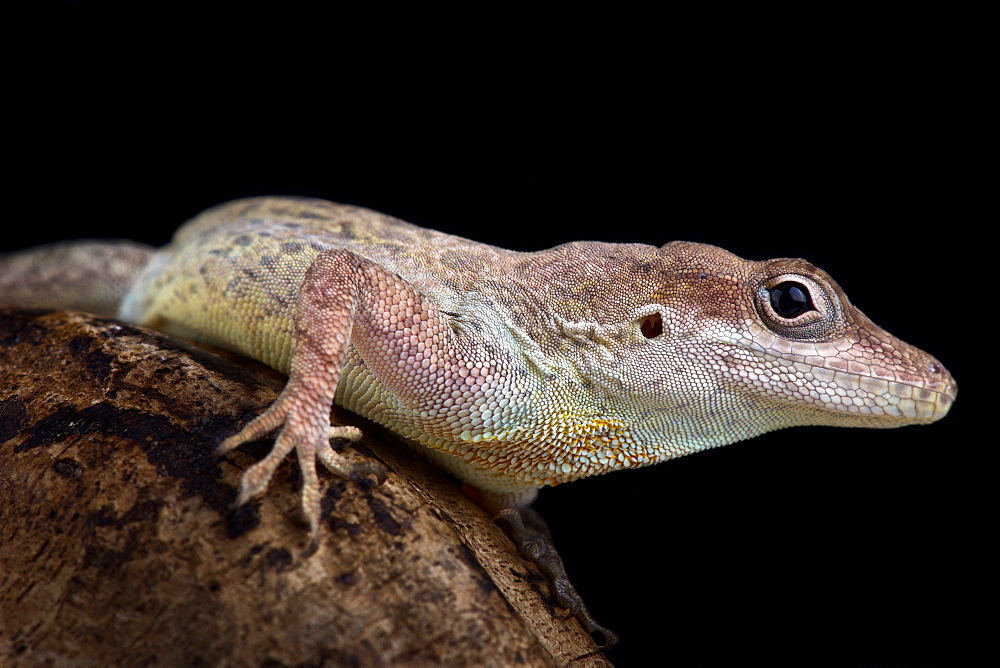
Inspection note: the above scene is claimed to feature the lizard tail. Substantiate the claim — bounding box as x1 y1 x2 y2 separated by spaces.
0 240 155 318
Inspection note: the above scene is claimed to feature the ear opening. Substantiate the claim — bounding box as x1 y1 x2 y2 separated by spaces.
640 312 663 339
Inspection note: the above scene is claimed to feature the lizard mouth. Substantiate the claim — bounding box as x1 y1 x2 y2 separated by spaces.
878 379 956 422
787 362 957 425
733 339 957 425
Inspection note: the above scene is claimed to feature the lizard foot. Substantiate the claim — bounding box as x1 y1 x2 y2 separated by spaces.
218 389 387 540
496 507 619 649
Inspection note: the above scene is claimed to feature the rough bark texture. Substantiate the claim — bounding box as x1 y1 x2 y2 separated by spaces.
0 309 609 667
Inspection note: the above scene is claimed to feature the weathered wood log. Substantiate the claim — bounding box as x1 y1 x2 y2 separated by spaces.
0 309 609 666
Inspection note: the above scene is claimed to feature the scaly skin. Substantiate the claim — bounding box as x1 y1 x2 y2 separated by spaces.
0 196 957 645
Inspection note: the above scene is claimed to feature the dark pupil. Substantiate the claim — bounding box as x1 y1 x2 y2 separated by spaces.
770 282 811 318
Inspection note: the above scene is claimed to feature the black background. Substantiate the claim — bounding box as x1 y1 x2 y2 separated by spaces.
3 3 985 666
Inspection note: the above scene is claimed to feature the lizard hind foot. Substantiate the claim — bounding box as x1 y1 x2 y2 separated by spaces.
495 507 619 649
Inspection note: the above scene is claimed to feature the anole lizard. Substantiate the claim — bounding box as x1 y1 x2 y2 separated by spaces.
0 196 957 645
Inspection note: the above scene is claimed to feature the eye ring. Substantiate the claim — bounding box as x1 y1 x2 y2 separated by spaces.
754 272 844 341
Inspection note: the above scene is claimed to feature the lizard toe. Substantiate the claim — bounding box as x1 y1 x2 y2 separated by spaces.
350 459 388 486
217 395 294 456
317 439 388 486
234 436 294 506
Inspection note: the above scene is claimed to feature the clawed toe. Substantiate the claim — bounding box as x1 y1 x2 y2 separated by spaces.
329 425 362 441
551 577 583 618
577 613 620 650
232 431 298 506
351 460 388 485
316 437 386 485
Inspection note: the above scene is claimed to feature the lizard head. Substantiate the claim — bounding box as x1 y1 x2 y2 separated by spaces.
638 241 954 454
515 240 956 461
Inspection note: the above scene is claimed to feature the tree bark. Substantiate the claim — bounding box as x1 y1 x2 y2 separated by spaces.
0 308 609 667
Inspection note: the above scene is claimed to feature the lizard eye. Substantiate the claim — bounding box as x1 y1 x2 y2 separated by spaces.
755 271 845 342
769 281 813 319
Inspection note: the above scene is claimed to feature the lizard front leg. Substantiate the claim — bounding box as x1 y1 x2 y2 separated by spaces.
217 249 437 541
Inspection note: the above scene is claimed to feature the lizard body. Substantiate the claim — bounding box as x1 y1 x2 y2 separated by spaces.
0 196 957 642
